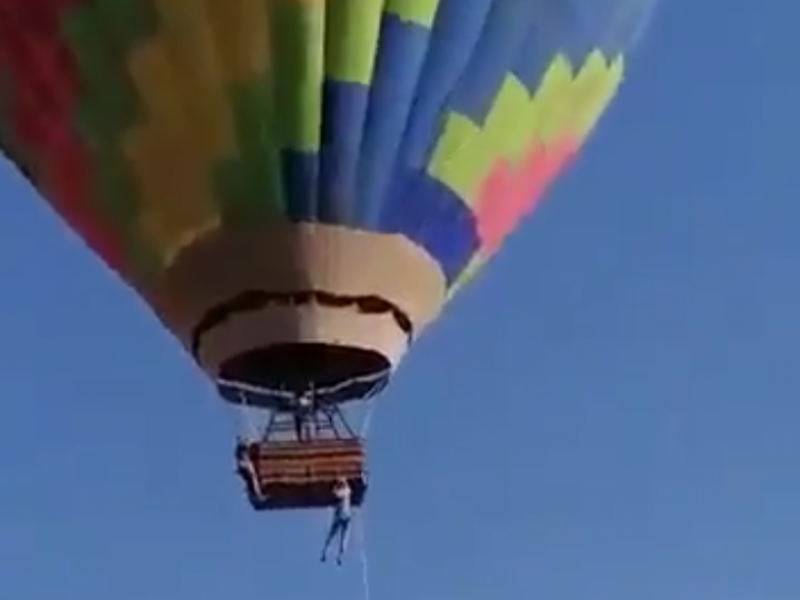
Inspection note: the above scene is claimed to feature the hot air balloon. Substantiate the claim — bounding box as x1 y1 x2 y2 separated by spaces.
0 0 658 511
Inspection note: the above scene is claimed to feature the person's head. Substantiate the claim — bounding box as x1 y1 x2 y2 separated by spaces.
336 477 348 489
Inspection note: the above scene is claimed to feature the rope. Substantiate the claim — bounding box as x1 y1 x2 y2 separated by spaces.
356 510 371 600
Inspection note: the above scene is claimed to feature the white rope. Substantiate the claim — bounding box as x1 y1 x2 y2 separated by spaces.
356 511 371 600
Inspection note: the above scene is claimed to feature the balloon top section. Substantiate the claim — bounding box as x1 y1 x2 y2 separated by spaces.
0 0 657 396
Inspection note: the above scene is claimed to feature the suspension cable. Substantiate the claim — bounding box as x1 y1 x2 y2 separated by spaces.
235 389 259 440
218 368 391 403
220 370 389 445
360 399 377 439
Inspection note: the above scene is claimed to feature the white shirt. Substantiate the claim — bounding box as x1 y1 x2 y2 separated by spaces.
334 483 352 518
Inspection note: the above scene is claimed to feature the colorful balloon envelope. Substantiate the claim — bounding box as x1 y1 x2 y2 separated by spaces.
0 0 657 400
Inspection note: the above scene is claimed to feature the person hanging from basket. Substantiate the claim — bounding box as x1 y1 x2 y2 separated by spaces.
320 478 353 565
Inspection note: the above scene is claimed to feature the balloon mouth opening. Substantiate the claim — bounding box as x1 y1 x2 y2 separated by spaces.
218 343 390 403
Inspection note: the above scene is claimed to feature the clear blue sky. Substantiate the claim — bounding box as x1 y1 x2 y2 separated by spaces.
2 2 800 599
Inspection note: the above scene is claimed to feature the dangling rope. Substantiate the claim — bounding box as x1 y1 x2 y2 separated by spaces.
351 377 382 600
356 509 371 600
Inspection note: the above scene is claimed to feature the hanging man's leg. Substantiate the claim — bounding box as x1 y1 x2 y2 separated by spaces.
336 518 351 565
321 518 345 562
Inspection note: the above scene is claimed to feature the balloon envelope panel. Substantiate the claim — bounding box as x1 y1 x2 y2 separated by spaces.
0 0 657 392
